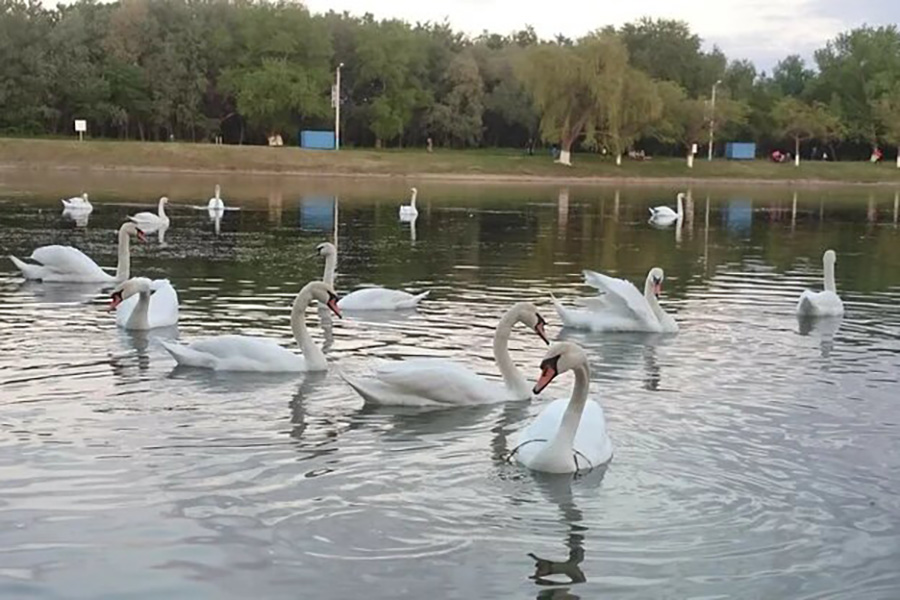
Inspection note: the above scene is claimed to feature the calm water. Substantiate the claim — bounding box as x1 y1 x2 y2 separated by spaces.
1 176 900 599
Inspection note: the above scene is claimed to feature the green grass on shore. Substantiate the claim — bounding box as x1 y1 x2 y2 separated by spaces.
1 137 899 184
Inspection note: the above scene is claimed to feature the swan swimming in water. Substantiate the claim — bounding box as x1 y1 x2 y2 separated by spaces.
316 242 428 310
399 187 418 219
511 341 612 474
128 196 170 233
648 192 685 226
796 249 844 317
160 281 341 372
552 268 678 333
9 222 145 283
109 277 180 330
61 193 92 212
341 302 549 407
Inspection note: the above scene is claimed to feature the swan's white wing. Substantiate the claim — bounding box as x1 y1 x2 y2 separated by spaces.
29 246 110 281
344 359 505 406
162 335 304 372
797 290 844 317
582 270 656 326
650 206 677 218
338 287 428 310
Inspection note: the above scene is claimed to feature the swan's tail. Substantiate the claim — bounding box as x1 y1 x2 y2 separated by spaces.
397 290 429 309
648 207 656 216
9 255 42 280
159 340 216 369
339 370 384 406
550 293 576 327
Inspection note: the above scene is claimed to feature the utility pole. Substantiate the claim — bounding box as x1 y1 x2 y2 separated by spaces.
333 62 344 150
708 79 722 162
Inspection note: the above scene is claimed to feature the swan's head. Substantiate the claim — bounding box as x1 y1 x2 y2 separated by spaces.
677 192 686 200
121 222 147 242
823 249 837 265
316 242 336 257
533 341 587 395
306 281 342 318
511 301 549 345
82 193 89 201
214 184 221 196
109 277 152 310
647 267 665 298
160 196 169 205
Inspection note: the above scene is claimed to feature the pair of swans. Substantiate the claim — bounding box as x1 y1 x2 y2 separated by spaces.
161 281 340 372
9 221 146 283
316 242 428 310
553 268 678 333
129 196 170 233
399 187 418 220
110 277 180 330
649 192 685 226
797 249 844 317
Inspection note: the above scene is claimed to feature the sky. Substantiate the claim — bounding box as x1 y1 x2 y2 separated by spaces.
304 0 900 72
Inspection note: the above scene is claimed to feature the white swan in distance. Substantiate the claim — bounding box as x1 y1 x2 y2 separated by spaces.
208 184 225 211
61 193 92 212
552 268 678 333
341 302 550 407
9 222 145 283
797 249 844 317
399 187 418 219
316 242 428 310
649 192 684 225
129 196 170 233
160 281 341 372
512 341 612 474
110 277 180 330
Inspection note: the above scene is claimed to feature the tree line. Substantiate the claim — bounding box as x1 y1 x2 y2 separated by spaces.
2 0 899 162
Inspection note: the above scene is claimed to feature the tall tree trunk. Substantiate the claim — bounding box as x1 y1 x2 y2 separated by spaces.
896 145 899 169
794 136 800 167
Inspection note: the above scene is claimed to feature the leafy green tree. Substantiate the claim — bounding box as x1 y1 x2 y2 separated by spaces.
595 68 662 165
772 97 841 165
874 91 900 167
428 51 484 147
772 55 814 97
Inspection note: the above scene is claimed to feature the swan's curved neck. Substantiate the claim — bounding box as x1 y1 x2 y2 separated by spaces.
158 199 167 218
116 226 132 281
824 259 836 292
545 363 590 459
643 278 667 323
676 195 684 217
128 289 151 329
410 190 417 208
493 309 530 398
322 252 336 286
291 289 327 369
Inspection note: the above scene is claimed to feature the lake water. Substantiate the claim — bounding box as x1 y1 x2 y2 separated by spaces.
1 174 899 599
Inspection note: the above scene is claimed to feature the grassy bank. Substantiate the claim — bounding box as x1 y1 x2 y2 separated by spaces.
2 138 900 185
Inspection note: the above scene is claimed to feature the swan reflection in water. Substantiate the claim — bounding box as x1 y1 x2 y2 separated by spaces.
18 280 108 305
797 314 843 358
527 468 608 598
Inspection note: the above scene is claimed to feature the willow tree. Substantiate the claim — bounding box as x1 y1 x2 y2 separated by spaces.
597 67 662 165
517 34 625 166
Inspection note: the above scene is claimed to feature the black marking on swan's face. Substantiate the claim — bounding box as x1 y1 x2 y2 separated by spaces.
534 312 549 345
109 290 124 310
533 354 561 395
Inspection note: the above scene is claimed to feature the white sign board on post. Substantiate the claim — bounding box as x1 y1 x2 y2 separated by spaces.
74 119 87 141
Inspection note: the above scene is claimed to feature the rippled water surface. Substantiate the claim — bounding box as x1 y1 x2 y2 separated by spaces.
2 175 900 599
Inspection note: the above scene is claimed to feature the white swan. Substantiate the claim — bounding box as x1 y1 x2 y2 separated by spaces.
208 184 225 211
552 268 678 333
341 302 550 407
110 277 180 330
9 222 145 283
61 193 92 212
512 341 612 474
797 249 844 317
160 281 341 372
399 187 418 219
129 196 170 233
316 242 428 310
649 192 684 225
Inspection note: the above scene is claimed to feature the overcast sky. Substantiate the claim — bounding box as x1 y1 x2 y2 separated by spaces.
304 0 900 72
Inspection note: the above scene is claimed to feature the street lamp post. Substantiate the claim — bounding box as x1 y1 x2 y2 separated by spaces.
333 62 344 150
707 79 722 162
